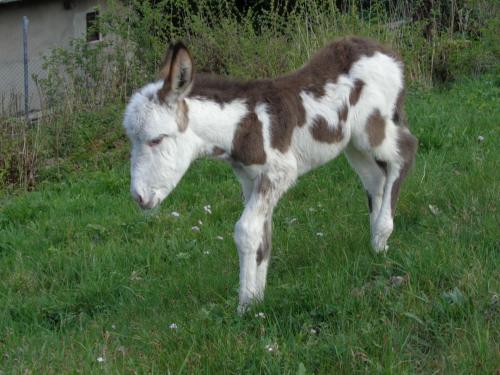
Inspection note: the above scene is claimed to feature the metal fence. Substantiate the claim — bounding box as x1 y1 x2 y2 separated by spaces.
0 16 45 119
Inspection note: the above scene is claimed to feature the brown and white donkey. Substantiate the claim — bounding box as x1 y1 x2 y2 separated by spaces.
123 37 417 313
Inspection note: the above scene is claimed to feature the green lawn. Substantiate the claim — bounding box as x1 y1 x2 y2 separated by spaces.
0 77 498 374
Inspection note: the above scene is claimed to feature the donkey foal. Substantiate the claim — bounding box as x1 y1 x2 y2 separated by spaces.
123 37 417 313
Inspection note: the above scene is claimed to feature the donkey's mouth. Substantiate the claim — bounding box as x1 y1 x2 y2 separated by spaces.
138 199 157 210
133 190 161 210
140 188 172 210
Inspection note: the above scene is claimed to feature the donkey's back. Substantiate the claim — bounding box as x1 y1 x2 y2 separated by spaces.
256 37 406 173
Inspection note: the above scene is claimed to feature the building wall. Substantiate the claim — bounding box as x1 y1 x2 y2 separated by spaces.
0 0 105 114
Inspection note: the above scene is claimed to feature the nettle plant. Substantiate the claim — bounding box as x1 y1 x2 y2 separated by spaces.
123 38 417 313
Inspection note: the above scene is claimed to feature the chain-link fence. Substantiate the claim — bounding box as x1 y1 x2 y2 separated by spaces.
0 15 46 119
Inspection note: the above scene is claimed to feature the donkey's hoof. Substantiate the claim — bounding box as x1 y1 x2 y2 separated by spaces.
374 243 389 253
237 303 249 315
372 233 390 253
372 217 393 252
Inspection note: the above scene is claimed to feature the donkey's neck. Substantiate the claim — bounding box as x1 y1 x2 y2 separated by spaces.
185 97 249 155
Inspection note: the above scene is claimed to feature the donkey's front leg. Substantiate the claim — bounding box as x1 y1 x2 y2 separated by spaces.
234 198 270 313
234 168 295 314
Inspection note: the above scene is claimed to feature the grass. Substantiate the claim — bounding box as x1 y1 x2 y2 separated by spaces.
0 76 499 374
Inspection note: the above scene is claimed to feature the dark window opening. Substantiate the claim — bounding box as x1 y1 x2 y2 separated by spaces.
63 0 72 10
86 10 100 42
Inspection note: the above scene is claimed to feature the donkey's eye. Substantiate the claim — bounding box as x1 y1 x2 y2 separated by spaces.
148 136 166 147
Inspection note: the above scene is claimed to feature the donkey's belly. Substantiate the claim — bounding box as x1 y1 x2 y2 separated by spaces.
291 124 351 176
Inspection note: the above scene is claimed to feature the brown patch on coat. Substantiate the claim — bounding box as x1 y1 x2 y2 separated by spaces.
212 146 225 157
188 37 400 153
390 130 418 216
392 88 407 126
256 220 272 265
258 175 272 196
256 176 273 265
266 92 306 153
366 110 386 147
231 112 266 165
338 103 349 122
310 115 344 143
304 85 326 99
349 79 365 106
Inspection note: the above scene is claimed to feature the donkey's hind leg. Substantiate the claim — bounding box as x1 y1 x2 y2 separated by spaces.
344 144 386 234
371 127 417 251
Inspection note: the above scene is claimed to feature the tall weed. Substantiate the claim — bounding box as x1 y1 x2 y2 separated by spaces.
0 118 40 190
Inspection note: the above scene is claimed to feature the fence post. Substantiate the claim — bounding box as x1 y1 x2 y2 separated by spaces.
23 16 29 120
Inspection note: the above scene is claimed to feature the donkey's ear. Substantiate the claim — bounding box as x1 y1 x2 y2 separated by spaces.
159 44 175 80
158 42 194 104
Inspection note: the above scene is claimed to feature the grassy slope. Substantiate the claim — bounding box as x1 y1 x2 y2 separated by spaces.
0 77 498 374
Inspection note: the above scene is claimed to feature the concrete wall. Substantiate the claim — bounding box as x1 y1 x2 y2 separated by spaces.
0 0 105 114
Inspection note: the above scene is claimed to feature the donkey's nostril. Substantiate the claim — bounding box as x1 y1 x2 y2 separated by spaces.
132 190 156 209
134 193 144 205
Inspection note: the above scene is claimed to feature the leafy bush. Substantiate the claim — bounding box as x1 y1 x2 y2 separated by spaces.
0 0 498 190
36 0 499 108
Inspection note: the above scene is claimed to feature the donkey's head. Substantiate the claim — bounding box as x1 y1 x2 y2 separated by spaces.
123 43 199 209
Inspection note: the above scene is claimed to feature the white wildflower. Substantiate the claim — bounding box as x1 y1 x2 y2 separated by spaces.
216 235 224 241
191 226 200 232
203 250 210 255
316 232 324 237
198 220 203 225
255 312 266 318
477 135 485 142
265 343 278 353
171 211 180 218
97 357 105 363
169 323 178 330
428 204 440 216
203 205 212 214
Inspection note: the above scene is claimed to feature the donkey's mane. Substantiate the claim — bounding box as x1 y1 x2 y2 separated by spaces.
189 73 275 104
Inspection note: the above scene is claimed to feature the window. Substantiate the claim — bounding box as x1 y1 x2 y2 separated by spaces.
86 9 100 42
